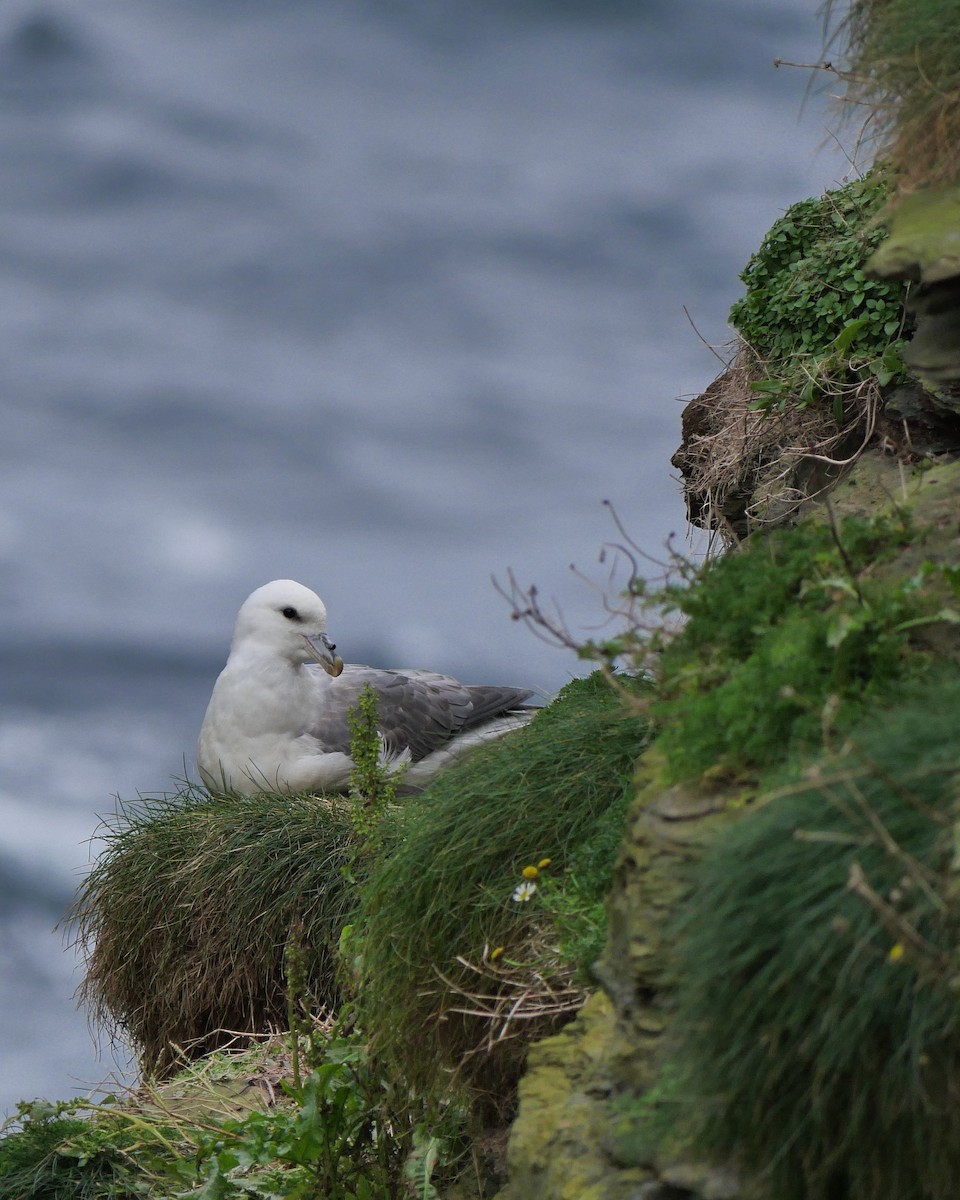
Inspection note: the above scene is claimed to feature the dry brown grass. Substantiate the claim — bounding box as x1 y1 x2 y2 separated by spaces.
672 341 879 543
436 939 588 1071
826 0 960 195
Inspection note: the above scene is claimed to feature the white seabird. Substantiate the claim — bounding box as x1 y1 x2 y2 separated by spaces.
197 579 534 795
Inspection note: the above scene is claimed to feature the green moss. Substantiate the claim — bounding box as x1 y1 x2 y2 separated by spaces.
663 671 960 1200
867 185 960 283
729 171 908 411
654 511 933 780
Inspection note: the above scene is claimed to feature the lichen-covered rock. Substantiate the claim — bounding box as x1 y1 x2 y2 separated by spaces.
598 753 745 1029
867 188 960 285
494 992 651 1200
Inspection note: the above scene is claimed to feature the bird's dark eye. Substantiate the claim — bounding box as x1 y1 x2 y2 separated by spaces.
281 606 301 621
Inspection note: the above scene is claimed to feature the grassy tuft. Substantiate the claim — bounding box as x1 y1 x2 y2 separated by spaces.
832 0 960 190
73 784 358 1077
356 672 650 1109
0 1099 174 1200
663 671 960 1200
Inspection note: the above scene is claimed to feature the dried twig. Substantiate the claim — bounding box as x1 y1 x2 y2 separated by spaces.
847 861 946 965
433 946 587 1062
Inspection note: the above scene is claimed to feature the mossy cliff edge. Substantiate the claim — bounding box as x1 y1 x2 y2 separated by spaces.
499 452 960 1200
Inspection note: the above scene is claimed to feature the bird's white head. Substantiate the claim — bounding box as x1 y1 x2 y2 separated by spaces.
231 580 344 675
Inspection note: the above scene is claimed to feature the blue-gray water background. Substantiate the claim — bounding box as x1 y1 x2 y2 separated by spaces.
1 0 842 1114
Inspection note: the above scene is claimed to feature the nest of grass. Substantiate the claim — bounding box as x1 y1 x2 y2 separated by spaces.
830 0 960 194
672 341 877 541
357 672 650 1115
72 785 357 1078
664 670 960 1200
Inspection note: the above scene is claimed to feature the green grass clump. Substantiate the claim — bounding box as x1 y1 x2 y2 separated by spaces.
654 510 931 780
0 1109 95 1200
357 672 650 1103
663 672 960 1200
0 1101 168 1200
729 171 907 412
74 786 357 1077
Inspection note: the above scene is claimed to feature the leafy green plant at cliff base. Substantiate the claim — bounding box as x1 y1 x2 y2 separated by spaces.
178 1035 414 1200
729 170 909 413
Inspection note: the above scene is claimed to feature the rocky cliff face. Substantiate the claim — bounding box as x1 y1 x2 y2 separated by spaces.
497 448 960 1200
496 176 960 1194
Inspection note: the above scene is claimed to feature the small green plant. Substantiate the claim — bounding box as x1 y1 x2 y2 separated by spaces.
283 923 314 1094
166 1024 467 1200
346 685 402 860
729 171 909 412
182 1035 406 1200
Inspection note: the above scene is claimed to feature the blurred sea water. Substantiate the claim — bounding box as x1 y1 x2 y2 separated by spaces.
1 0 846 1113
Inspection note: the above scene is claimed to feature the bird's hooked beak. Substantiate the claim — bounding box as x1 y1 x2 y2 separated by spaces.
302 631 344 677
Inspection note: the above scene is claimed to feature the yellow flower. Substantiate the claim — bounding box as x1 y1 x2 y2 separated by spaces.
521 864 539 880
888 942 905 963
538 857 552 870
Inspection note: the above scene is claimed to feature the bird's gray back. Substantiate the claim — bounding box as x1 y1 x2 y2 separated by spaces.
307 665 531 762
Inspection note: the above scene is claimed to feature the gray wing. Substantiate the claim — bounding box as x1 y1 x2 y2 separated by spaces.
306 664 531 762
